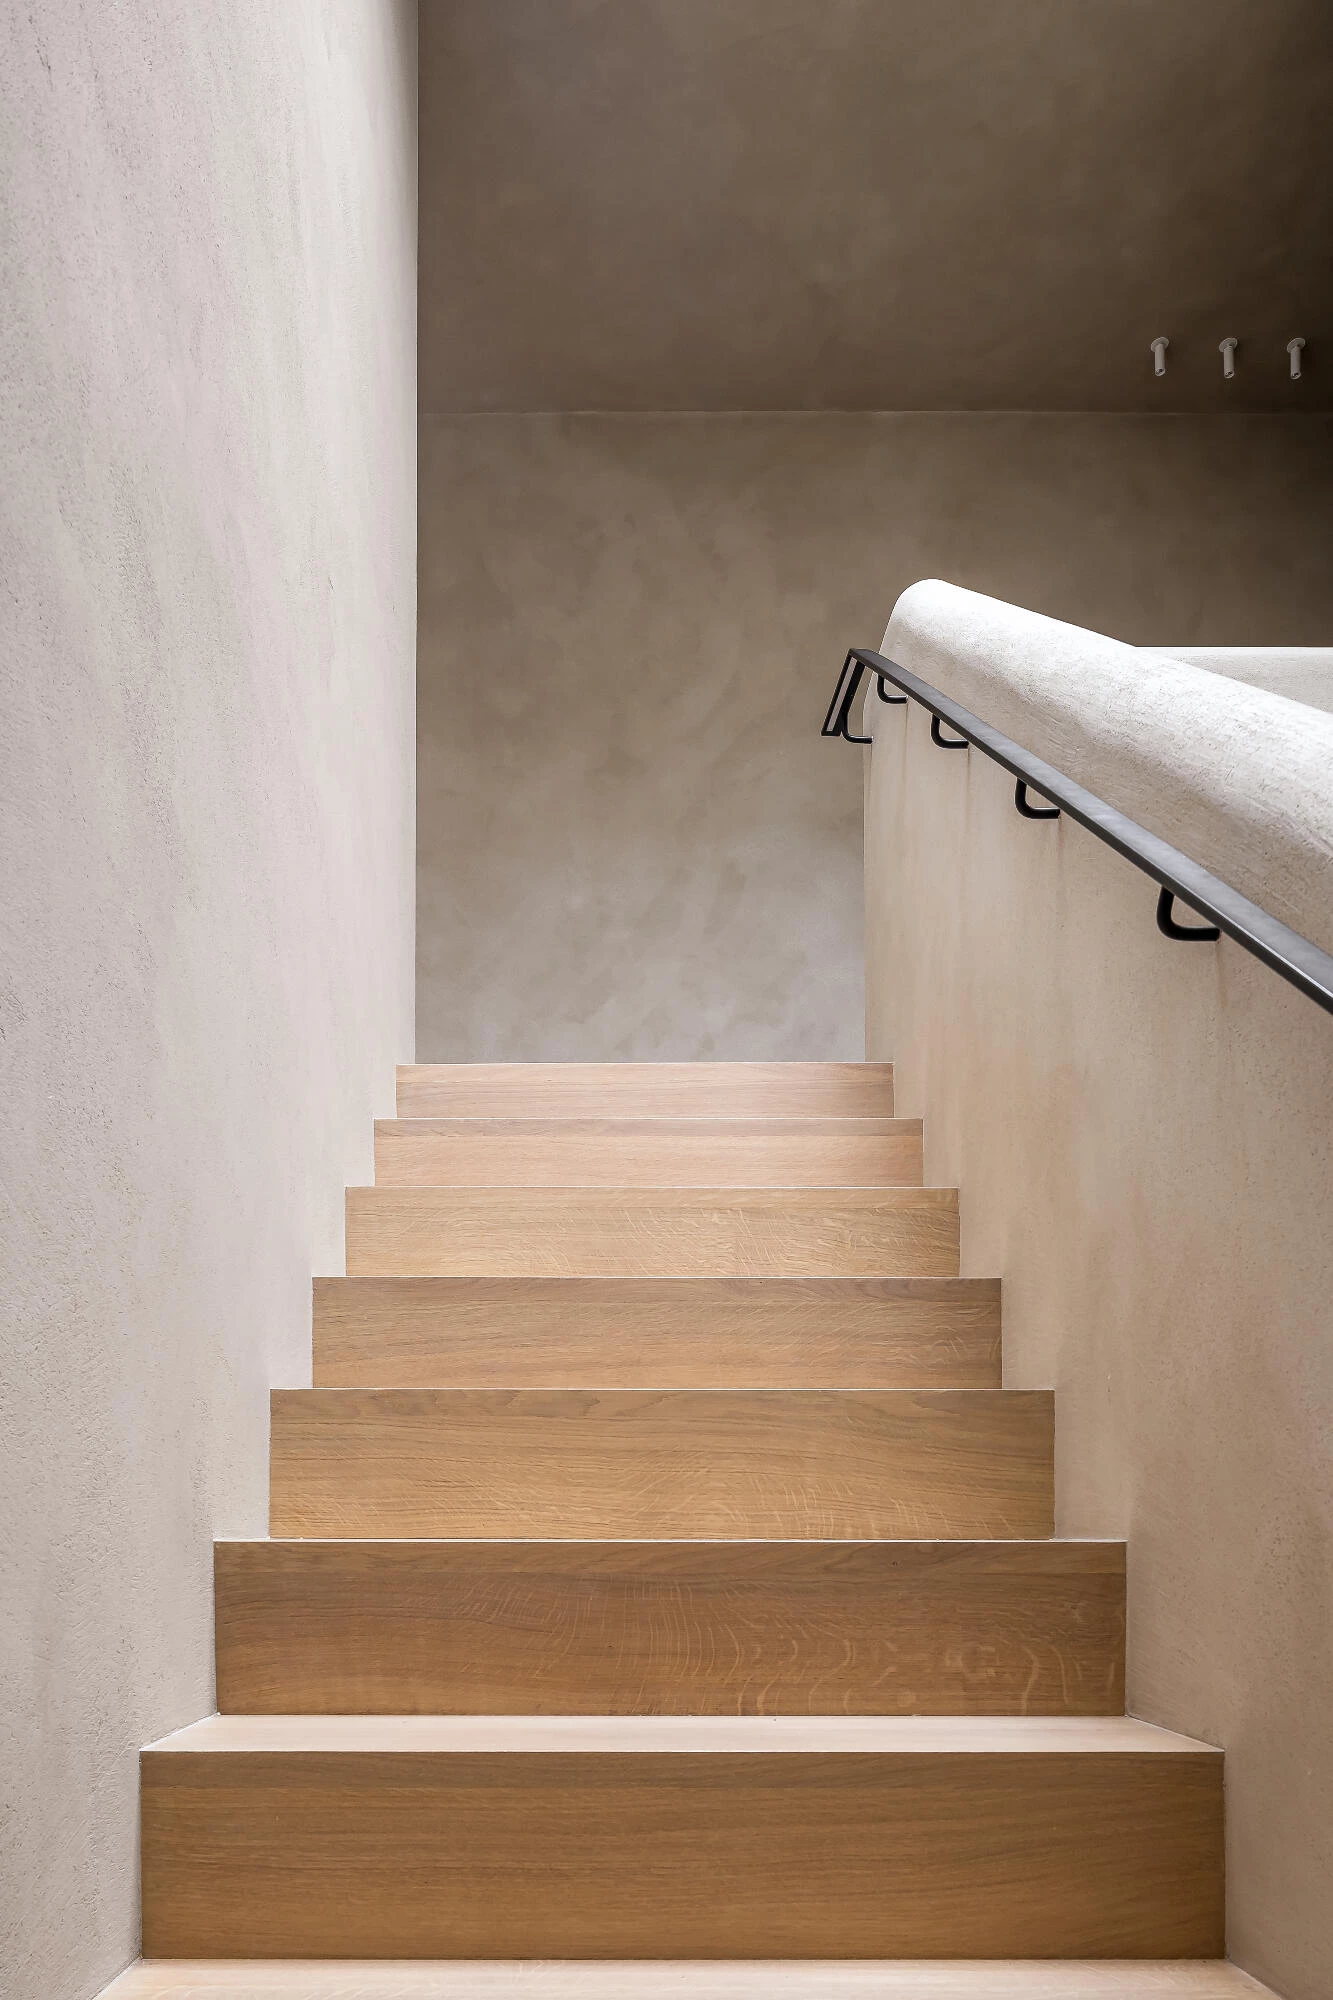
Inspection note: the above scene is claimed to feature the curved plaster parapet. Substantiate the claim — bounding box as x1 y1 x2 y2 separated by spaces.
881 581 1333 961
1146 647 1333 719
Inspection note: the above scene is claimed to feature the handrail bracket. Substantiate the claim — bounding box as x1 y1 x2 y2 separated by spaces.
1015 780 1060 820
1156 889 1221 943
822 643 1333 1017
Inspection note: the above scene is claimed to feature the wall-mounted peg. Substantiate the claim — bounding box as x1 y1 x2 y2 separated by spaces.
1288 337 1306 381
1149 336 1169 378
1219 337 1239 380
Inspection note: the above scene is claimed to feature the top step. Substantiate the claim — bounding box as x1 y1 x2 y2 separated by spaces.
398 1063 894 1120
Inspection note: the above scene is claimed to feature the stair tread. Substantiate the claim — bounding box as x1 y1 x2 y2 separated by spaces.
99 1962 1275 1998
396 1064 896 1118
218 1534 1124 1557
379 1118 916 1132
140 1715 1223 1955
270 1384 1047 1412
349 1184 956 1199
373 1118 924 1189
147 1713 1215 1756
320 1273 983 1285
312 1273 1001 1390
215 1534 1125 1717
344 1186 960 1282
400 1062 896 1072
268 1387 1053 1541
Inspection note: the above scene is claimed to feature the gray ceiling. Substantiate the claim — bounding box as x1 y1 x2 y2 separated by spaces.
418 0 1333 411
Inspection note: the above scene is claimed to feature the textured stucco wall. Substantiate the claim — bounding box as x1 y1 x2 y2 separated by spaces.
417 411 1333 1062
865 585 1333 2000
418 0 1333 413
0 8 417 1999
1151 646 1333 715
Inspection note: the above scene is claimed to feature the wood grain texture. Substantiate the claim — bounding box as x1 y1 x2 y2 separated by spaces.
397 1063 895 1119
96 1960 1279 1999
269 1389 1053 1540
343 1186 960 1279
214 1537 1124 1716
312 1276 1002 1389
373 1118 924 1188
139 1715 1223 1959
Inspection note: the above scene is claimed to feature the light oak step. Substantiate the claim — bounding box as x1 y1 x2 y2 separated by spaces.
214 1538 1124 1716
312 1276 1002 1389
139 1714 1223 1960
344 1186 959 1279
96 1964 1279 2000
269 1390 1053 1540
397 1062 895 1119
374 1118 924 1188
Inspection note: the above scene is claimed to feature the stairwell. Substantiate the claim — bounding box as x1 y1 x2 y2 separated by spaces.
102 1061 1271 1996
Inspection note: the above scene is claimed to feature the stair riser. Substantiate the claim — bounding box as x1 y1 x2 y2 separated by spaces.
269 1390 1054 1540
373 1121 924 1188
215 1540 1125 1716
140 1749 1223 1958
344 1188 960 1279
397 1063 896 1119
313 1275 1001 1388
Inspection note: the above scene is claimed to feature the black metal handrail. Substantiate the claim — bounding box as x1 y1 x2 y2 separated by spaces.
823 646 1333 1019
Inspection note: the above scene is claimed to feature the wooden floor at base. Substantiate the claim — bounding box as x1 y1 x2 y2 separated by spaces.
98 1958 1277 1998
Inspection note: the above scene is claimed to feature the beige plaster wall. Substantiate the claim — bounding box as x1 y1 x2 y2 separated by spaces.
0 8 417 1999
418 411 1333 1061
1151 647 1333 716
419 0 1333 413
865 585 1333 2000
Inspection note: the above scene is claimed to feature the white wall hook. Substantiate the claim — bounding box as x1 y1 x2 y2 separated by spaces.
1219 337 1239 380
1287 337 1306 381
1150 336 1169 378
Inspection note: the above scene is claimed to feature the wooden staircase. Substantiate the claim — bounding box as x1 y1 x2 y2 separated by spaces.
109 1062 1261 1997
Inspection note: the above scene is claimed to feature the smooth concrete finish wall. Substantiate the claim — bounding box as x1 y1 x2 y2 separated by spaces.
418 411 1333 1062
0 9 417 2000
419 0 1333 413
864 584 1333 2000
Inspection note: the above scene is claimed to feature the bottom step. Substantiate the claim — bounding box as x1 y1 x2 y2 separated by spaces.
99 1961 1275 1998
140 1715 1222 1960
